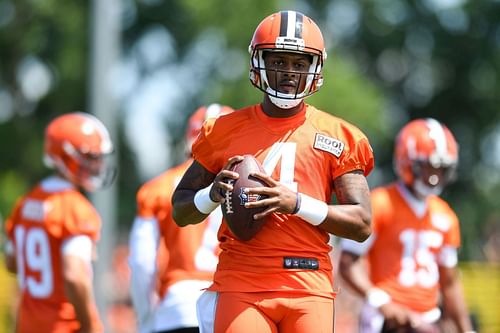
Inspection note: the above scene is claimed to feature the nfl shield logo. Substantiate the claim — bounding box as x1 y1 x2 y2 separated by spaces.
238 188 261 205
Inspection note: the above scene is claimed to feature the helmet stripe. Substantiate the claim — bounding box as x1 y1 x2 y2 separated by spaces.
426 118 448 159
279 11 289 37
286 11 296 37
294 12 303 38
279 11 304 39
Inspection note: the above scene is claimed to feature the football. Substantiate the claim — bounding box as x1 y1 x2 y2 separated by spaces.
221 155 268 241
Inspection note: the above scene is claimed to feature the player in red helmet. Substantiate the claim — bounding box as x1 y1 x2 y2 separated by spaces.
128 104 234 333
185 104 235 152
248 10 326 109
339 118 475 332
4 112 116 333
393 118 458 199
172 11 374 333
43 112 116 192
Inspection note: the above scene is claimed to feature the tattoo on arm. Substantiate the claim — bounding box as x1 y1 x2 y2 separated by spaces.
177 161 216 192
334 170 371 210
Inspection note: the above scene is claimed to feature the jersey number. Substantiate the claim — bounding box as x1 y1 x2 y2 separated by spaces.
262 142 298 191
14 225 54 298
398 229 442 288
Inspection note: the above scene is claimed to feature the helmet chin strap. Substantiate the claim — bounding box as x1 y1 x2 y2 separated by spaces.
413 178 443 198
268 95 303 109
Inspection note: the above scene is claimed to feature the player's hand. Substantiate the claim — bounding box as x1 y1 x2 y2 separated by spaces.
412 322 440 333
209 156 244 203
244 172 297 219
380 302 414 330
380 302 440 333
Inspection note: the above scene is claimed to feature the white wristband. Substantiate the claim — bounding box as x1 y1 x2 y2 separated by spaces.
194 184 219 214
295 193 328 226
366 288 391 308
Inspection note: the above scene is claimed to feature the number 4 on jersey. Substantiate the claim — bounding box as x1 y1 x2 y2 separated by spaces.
262 142 298 191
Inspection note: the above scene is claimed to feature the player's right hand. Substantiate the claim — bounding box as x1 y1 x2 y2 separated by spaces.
380 302 415 330
209 156 244 203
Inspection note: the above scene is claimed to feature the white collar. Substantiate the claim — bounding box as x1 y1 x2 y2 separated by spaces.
40 176 75 193
396 182 428 218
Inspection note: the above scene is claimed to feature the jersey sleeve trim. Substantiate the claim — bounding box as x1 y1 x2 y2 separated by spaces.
61 235 93 262
340 233 375 255
438 245 458 268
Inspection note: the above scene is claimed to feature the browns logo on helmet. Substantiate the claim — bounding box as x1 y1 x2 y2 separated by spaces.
44 112 116 192
248 10 327 109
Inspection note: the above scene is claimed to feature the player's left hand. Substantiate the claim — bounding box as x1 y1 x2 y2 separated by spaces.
244 172 297 219
411 320 440 333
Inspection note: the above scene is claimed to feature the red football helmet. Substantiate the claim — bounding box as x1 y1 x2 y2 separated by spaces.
44 112 116 192
249 10 327 109
394 118 459 197
185 104 234 153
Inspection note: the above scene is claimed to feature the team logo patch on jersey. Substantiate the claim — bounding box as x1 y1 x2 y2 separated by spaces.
313 133 345 157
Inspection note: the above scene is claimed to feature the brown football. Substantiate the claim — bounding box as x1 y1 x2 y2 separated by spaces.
221 155 268 241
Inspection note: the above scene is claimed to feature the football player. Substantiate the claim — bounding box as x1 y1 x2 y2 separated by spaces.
339 118 475 332
4 112 116 333
172 10 374 333
128 104 234 333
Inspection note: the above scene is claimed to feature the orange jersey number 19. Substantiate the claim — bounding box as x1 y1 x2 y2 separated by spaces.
14 225 54 298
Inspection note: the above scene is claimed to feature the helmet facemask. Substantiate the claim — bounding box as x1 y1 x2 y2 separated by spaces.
45 141 116 192
410 160 457 198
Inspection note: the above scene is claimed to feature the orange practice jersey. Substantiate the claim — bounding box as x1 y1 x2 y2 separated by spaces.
5 177 102 333
192 103 374 298
135 159 220 298
368 183 461 312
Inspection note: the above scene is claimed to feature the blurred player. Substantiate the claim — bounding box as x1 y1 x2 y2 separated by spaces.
4 112 116 333
339 118 475 332
172 10 374 333
128 104 234 333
